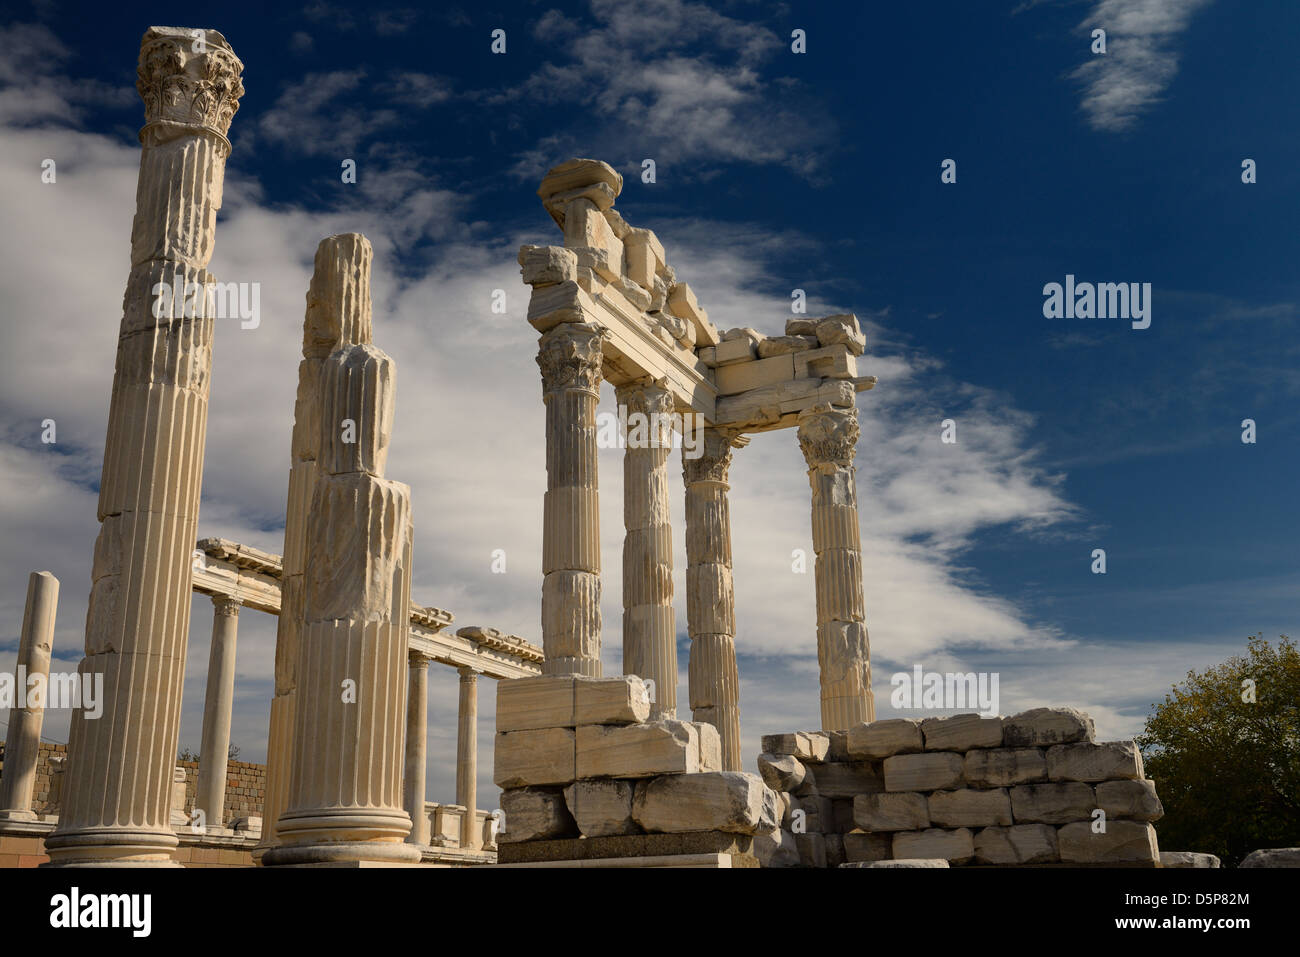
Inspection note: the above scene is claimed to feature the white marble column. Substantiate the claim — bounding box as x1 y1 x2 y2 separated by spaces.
538 322 608 677
797 404 874 731
264 234 421 867
683 428 743 771
195 596 239 830
259 235 361 858
455 667 479 849
403 651 429 847
45 27 244 867
618 382 677 718
0 571 59 822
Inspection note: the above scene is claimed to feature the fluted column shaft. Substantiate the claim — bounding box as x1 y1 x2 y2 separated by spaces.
195 596 239 829
538 323 607 677
798 404 874 731
683 429 742 770
456 667 479 849
264 234 420 867
45 28 244 867
259 235 368 857
402 653 429 847
0 571 59 822
618 383 677 718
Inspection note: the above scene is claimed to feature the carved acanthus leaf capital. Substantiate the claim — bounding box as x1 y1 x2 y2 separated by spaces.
137 27 244 147
682 427 741 486
537 322 607 395
212 595 242 617
798 404 860 469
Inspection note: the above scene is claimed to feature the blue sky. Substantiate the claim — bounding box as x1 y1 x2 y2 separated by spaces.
1 0 1297 809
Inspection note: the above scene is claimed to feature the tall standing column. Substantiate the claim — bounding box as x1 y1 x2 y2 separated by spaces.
402 652 429 847
258 235 357 858
195 596 239 830
455 667 479 850
797 404 874 731
0 571 59 822
264 233 421 867
683 428 743 771
45 27 244 867
618 381 677 717
538 322 608 677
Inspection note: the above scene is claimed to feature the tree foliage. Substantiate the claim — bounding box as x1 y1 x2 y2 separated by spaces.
1139 635 1300 866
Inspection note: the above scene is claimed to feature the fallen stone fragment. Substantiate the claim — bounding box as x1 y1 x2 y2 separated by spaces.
1046 740 1143 783
973 824 1058 865
963 747 1047 787
854 792 930 832
1057 820 1159 865
499 787 577 842
884 752 964 792
847 719 923 759
1008 782 1095 824
563 779 637 837
921 714 1004 752
1095 778 1163 821
927 788 1013 828
632 771 778 835
1002 707 1095 748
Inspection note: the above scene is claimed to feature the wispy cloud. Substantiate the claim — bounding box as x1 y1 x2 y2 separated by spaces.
495 0 836 181
1070 0 1214 131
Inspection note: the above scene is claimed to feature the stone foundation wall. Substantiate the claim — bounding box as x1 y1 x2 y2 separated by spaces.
755 709 1163 867
0 741 266 823
493 675 778 866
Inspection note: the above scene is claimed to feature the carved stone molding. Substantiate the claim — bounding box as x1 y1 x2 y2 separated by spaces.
797 404 860 469
136 27 245 149
683 427 741 486
537 322 607 395
212 595 242 617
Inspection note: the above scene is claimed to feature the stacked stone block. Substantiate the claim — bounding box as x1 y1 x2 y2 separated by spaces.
494 674 778 865
755 708 1163 867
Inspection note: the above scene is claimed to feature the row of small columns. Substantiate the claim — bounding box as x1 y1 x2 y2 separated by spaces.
402 653 481 850
537 324 876 769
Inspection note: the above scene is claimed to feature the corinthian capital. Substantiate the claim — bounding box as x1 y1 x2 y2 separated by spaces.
797 404 860 469
682 427 741 486
537 322 607 395
137 27 245 147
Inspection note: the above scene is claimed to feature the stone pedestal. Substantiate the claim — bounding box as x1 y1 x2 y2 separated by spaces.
618 382 677 719
403 652 429 846
44 27 244 868
683 429 743 771
456 667 480 849
195 596 239 829
0 571 59 823
538 322 608 677
263 234 421 867
797 404 874 731
259 234 367 859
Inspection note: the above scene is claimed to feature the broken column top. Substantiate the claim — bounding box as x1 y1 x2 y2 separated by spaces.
137 27 244 145
538 158 623 224
305 233 373 357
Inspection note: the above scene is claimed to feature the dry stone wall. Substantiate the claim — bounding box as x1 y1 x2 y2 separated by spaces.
0 743 265 823
754 709 1163 867
494 674 779 865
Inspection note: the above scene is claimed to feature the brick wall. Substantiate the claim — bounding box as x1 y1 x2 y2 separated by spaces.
0 740 266 822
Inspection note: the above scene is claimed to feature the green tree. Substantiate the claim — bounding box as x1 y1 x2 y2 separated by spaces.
1139 635 1300 866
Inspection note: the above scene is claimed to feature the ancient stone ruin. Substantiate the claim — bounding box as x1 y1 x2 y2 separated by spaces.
0 25 1277 871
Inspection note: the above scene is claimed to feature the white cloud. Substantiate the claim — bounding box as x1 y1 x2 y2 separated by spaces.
0 24 1243 809
496 0 834 180
1070 0 1214 131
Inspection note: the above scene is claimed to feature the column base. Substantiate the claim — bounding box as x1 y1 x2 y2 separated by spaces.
42 826 181 867
262 840 424 867
0 809 39 824
264 807 422 866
